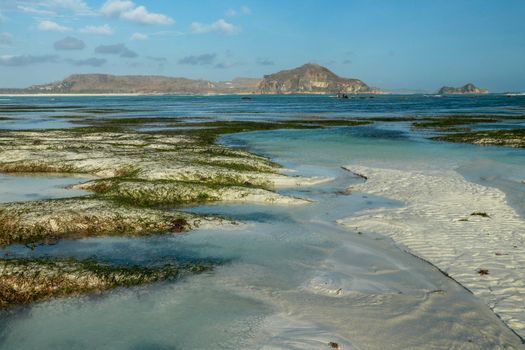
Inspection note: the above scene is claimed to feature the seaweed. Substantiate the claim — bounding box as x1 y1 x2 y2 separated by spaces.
434 129 525 148
0 257 212 307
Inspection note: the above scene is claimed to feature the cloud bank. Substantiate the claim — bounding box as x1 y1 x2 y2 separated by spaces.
95 43 138 58
80 24 114 35
0 54 59 66
178 53 216 65
38 20 71 32
190 19 239 35
54 36 85 50
100 0 174 25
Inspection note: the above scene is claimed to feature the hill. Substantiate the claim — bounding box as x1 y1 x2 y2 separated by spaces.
257 63 377 94
0 64 379 95
23 74 260 94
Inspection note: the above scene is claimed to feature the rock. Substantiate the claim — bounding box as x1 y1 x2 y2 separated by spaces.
438 83 488 94
257 63 379 94
0 258 212 307
0 199 232 246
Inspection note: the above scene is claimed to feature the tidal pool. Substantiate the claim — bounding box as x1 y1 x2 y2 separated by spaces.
0 174 91 203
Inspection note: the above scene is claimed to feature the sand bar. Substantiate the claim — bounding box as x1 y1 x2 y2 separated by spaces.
339 165 525 338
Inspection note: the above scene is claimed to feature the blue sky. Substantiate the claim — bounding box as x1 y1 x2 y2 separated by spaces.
0 0 524 91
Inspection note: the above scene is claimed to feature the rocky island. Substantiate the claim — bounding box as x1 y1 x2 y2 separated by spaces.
256 63 379 94
438 83 488 94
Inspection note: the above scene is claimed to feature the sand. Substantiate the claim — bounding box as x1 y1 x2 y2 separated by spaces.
338 165 525 338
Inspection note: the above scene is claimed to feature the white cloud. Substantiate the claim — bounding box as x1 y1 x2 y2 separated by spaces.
100 0 174 25
19 0 92 15
80 24 114 35
130 32 148 41
38 20 72 32
121 6 174 25
100 0 134 17
190 19 239 35
17 6 56 16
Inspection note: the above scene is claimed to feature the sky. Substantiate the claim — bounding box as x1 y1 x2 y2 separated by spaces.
0 0 524 91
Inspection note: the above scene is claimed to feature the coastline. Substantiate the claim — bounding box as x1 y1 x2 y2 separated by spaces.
339 165 525 338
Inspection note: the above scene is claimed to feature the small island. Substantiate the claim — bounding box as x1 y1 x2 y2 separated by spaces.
256 63 380 94
438 83 488 94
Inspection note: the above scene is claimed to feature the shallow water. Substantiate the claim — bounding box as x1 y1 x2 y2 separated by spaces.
1 167 522 349
0 95 525 349
1 94 524 131
0 174 91 203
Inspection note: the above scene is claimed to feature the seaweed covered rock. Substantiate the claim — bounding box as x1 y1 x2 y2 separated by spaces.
0 258 211 307
0 199 230 246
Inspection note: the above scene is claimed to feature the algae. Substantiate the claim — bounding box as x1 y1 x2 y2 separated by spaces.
0 257 211 307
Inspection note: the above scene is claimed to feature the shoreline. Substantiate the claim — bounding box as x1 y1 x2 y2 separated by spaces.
0 92 517 97
339 165 525 338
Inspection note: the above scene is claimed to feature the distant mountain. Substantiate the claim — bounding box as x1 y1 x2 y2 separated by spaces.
257 63 378 94
438 83 488 95
22 74 260 94
0 64 379 95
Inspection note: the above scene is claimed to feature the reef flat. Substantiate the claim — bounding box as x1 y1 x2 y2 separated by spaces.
0 114 367 306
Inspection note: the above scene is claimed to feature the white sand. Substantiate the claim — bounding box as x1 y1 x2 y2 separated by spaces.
338 165 525 337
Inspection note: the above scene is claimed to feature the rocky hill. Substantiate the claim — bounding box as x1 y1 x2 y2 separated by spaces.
438 83 488 95
3 63 379 95
25 74 260 94
257 64 377 94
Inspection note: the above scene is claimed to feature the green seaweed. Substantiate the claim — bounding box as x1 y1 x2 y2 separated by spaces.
433 128 525 148
0 257 212 307
412 116 498 129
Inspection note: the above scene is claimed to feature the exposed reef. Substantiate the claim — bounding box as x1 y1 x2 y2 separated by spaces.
0 258 211 307
0 115 373 305
434 129 525 148
0 199 230 247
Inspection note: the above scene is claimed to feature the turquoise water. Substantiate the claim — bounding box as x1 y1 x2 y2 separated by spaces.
0 95 524 348
223 124 525 217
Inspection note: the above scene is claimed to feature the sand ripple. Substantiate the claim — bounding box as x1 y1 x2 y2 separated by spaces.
339 165 525 338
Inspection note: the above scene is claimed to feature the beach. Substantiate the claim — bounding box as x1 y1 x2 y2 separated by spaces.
339 165 525 337
0 95 524 349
